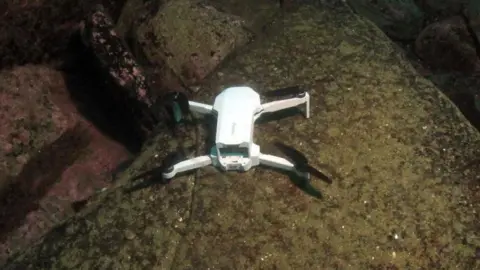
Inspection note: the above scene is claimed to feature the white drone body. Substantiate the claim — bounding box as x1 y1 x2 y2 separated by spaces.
162 86 310 180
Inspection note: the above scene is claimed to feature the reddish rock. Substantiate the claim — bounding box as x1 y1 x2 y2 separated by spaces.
0 65 131 264
0 65 91 261
46 121 130 205
80 5 161 132
0 65 85 189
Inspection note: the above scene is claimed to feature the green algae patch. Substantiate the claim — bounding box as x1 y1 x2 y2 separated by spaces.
3 4 480 270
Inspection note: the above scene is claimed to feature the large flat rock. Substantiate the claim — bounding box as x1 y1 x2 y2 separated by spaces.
4 4 480 270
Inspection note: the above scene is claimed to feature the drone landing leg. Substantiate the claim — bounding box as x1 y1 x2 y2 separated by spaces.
260 92 310 118
189 101 213 115
163 155 212 179
258 153 296 173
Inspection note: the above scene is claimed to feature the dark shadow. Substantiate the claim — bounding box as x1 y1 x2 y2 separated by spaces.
124 163 330 198
255 107 304 125
449 92 480 129
124 168 195 194
260 165 333 199
462 14 480 60
123 177 168 194
200 114 217 149
59 30 147 154
110 158 136 180
124 155 334 199
0 125 90 241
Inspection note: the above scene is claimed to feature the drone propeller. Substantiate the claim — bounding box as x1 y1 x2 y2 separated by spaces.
263 85 306 98
161 150 186 173
274 141 332 184
130 150 186 183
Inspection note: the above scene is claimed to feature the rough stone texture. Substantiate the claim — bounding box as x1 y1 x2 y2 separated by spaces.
0 0 126 69
415 16 479 74
80 5 162 132
464 0 480 47
0 66 80 187
0 66 91 263
207 0 280 31
416 0 469 20
0 65 131 265
114 0 279 97
133 0 253 86
346 0 424 40
3 3 480 269
0 122 130 266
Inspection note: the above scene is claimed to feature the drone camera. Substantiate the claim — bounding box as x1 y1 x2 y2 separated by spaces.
218 145 249 158
217 145 250 170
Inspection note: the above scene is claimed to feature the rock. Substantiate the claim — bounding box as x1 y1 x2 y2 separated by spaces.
79 0 256 132
132 0 253 86
3 4 480 270
346 0 424 40
80 5 160 130
0 65 83 182
203 0 281 32
414 16 479 74
0 65 131 265
422 73 480 128
43 121 131 211
416 0 469 21
464 0 480 46
0 65 91 263
0 0 127 69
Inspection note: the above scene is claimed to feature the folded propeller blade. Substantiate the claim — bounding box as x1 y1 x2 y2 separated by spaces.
274 141 332 184
306 166 332 184
130 150 186 185
274 141 308 164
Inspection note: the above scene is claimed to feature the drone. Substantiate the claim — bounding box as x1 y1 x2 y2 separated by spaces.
138 85 332 190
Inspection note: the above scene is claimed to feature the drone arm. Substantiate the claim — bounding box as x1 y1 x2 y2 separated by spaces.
162 155 212 179
259 93 310 118
189 101 213 115
259 153 296 172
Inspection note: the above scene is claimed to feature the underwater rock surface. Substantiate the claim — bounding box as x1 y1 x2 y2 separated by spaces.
4 4 480 269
